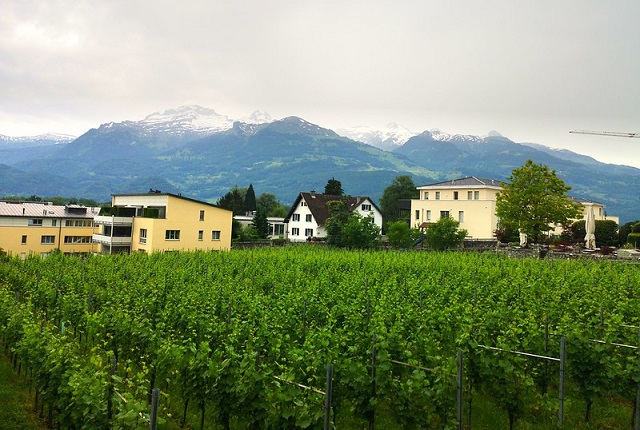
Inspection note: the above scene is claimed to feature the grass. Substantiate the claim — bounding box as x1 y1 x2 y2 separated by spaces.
0 348 44 430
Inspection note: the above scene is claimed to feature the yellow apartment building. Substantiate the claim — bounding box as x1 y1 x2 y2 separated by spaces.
0 201 100 258
410 177 619 240
411 177 502 239
93 191 232 254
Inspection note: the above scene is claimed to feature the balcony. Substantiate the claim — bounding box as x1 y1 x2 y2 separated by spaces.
92 234 132 246
93 215 133 226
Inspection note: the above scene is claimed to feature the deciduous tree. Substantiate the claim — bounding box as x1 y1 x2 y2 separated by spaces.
496 160 580 243
424 216 467 251
380 175 419 228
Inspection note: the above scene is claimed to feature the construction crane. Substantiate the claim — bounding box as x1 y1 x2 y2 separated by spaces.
569 130 639 138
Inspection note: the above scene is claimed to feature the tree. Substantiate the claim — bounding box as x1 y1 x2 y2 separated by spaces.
496 160 580 243
341 213 381 249
380 175 419 228
216 188 245 215
324 178 344 196
251 207 270 239
257 193 288 217
243 184 257 214
386 221 421 249
424 216 467 251
619 221 639 245
324 200 351 246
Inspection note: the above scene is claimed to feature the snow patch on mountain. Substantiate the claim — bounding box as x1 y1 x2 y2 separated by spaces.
0 133 76 145
139 105 235 135
337 123 416 151
240 110 272 124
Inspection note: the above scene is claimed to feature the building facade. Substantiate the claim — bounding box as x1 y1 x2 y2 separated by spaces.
284 192 383 242
0 201 100 258
411 177 502 239
93 192 232 254
410 177 619 240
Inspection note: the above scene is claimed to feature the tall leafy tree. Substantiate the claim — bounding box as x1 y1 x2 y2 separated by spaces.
243 184 257 214
380 175 419 227
496 160 580 243
257 193 288 217
324 178 344 196
324 200 350 246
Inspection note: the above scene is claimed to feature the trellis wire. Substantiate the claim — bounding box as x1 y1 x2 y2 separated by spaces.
478 337 566 427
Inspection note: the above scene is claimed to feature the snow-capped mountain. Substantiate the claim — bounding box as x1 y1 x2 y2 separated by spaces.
337 123 416 151
240 110 273 124
134 105 235 136
0 133 76 145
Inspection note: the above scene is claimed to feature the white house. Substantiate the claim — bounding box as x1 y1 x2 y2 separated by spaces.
284 192 383 242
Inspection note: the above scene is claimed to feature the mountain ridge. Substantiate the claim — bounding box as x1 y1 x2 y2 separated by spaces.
1 106 638 223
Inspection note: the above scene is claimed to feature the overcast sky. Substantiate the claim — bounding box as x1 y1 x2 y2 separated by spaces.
1 1 639 167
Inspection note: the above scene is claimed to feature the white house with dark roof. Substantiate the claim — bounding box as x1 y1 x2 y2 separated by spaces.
284 192 383 242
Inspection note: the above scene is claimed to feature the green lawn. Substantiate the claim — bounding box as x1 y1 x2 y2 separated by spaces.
0 349 44 430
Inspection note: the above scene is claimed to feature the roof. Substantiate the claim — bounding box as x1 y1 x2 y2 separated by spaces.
111 190 232 212
284 192 380 225
572 197 603 206
0 201 100 218
417 176 503 188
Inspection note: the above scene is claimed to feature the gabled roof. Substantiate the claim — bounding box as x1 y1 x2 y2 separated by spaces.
112 191 232 212
417 176 503 188
284 192 380 225
572 197 603 206
0 201 100 218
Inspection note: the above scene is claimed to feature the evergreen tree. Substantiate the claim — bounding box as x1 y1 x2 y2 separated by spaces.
243 184 257 214
216 188 245 215
252 207 270 239
324 178 344 196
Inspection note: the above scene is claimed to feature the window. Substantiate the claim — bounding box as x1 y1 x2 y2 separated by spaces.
474 191 480 200
65 219 92 227
435 192 440 200
305 228 313 237
21 235 27 244
426 210 432 221
453 191 458 200
41 235 55 244
273 224 285 236
140 229 147 244
301 201 307 207
292 214 300 222
305 214 312 222
52 219 57 227
199 210 205 221
415 210 420 220
468 191 473 200
292 227 300 236
440 211 449 219
64 236 91 244
361 204 372 211
198 230 203 241
165 230 180 240
29 219 43 226
211 230 221 241
458 211 464 223
424 191 429 200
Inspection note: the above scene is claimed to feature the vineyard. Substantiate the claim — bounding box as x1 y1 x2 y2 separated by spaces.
1 248 640 429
